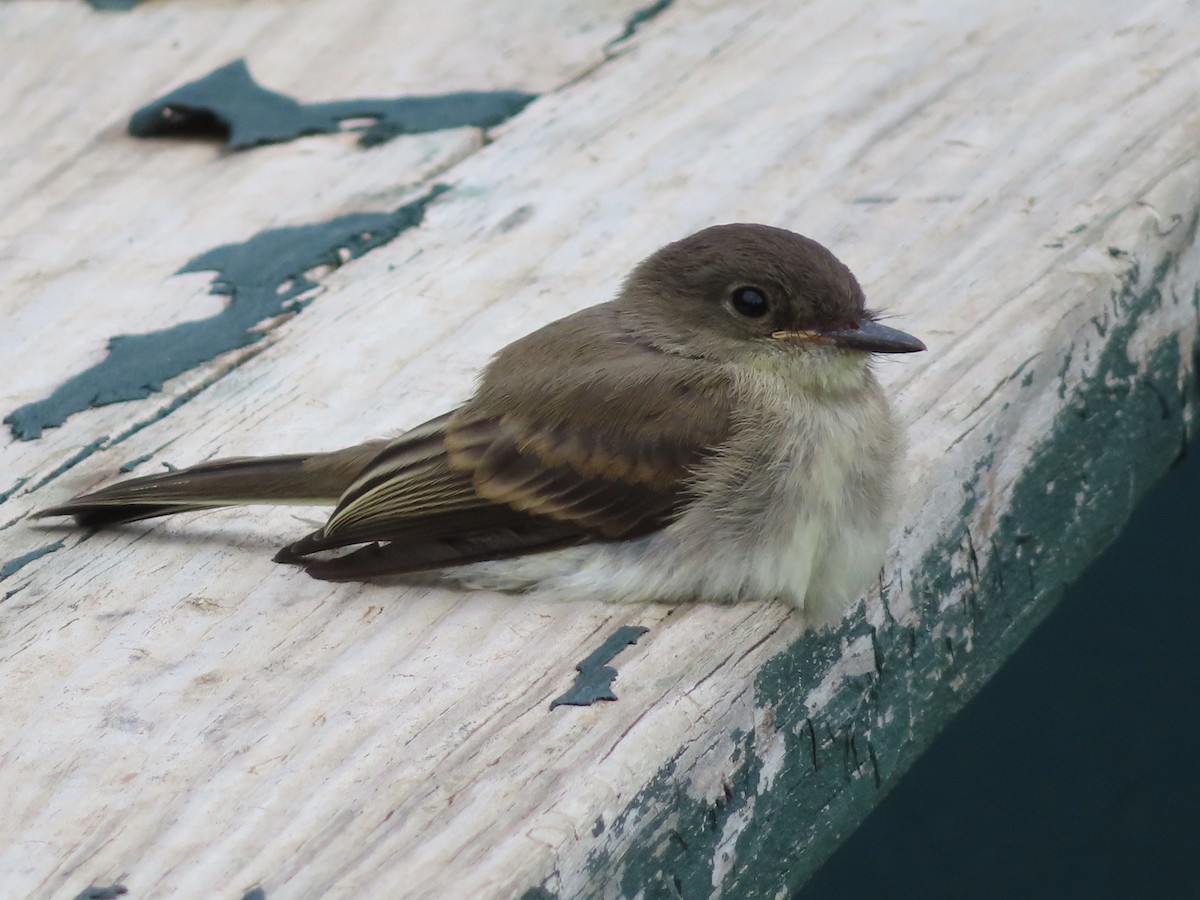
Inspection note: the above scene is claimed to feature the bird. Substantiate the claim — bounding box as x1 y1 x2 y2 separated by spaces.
36 223 925 625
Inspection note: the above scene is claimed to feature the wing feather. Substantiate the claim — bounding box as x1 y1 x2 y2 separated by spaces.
282 306 735 578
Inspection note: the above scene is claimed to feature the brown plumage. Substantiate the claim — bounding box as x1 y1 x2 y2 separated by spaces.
36 224 924 614
38 442 389 530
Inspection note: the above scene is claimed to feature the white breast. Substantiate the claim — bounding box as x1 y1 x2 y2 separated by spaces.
646 359 898 623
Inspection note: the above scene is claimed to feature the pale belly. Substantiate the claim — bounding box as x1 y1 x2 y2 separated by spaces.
449 369 900 628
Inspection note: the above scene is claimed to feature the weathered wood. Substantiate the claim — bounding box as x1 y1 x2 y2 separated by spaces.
2 0 1198 897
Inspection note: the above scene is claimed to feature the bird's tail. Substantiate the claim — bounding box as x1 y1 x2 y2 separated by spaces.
33 441 390 529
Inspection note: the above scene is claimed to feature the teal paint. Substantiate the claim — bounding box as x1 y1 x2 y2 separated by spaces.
101 386 212 460
1 540 67 582
0 477 29 505
608 0 675 49
5 186 448 441
550 625 650 708
534 252 1198 897
71 887 127 900
24 438 109 491
128 60 537 151
119 452 154 473
803 410 1200 898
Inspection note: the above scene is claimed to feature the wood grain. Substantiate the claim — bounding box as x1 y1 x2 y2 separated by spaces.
2 0 1198 896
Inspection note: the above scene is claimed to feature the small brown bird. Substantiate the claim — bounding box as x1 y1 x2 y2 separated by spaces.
38 224 924 624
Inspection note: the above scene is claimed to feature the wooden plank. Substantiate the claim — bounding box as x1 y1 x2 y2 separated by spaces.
2 0 1199 897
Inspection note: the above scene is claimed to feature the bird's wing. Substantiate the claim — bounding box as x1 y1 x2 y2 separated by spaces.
280 322 734 579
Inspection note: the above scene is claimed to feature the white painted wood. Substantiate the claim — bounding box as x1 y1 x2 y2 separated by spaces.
2 0 1198 896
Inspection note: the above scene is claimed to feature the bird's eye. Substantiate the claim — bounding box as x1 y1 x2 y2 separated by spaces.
730 286 769 318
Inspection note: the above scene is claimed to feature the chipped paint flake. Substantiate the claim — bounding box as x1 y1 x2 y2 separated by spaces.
710 796 755 897
802 634 876 710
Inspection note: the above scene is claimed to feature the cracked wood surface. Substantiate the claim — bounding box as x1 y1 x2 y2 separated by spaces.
2 1 1199 897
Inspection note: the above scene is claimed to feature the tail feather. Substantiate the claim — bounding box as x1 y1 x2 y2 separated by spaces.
34 441 389 529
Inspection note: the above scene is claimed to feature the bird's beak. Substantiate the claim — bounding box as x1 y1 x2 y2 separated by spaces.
771 318 926 354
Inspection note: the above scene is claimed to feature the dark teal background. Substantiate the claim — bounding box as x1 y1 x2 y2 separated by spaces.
801 452 1200 899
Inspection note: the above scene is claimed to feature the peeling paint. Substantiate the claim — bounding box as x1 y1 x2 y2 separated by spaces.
711 796 755 895
801 633 876 711
23 438 108 491
686 726 748 809
119 452 154 473
608 0 675 50
0 477 29 505
550 625 649 708
753 708 786 796
70 886 127 900
544 243 1200 898
1 539 67 582
128 59 537 151
5 185 448 441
